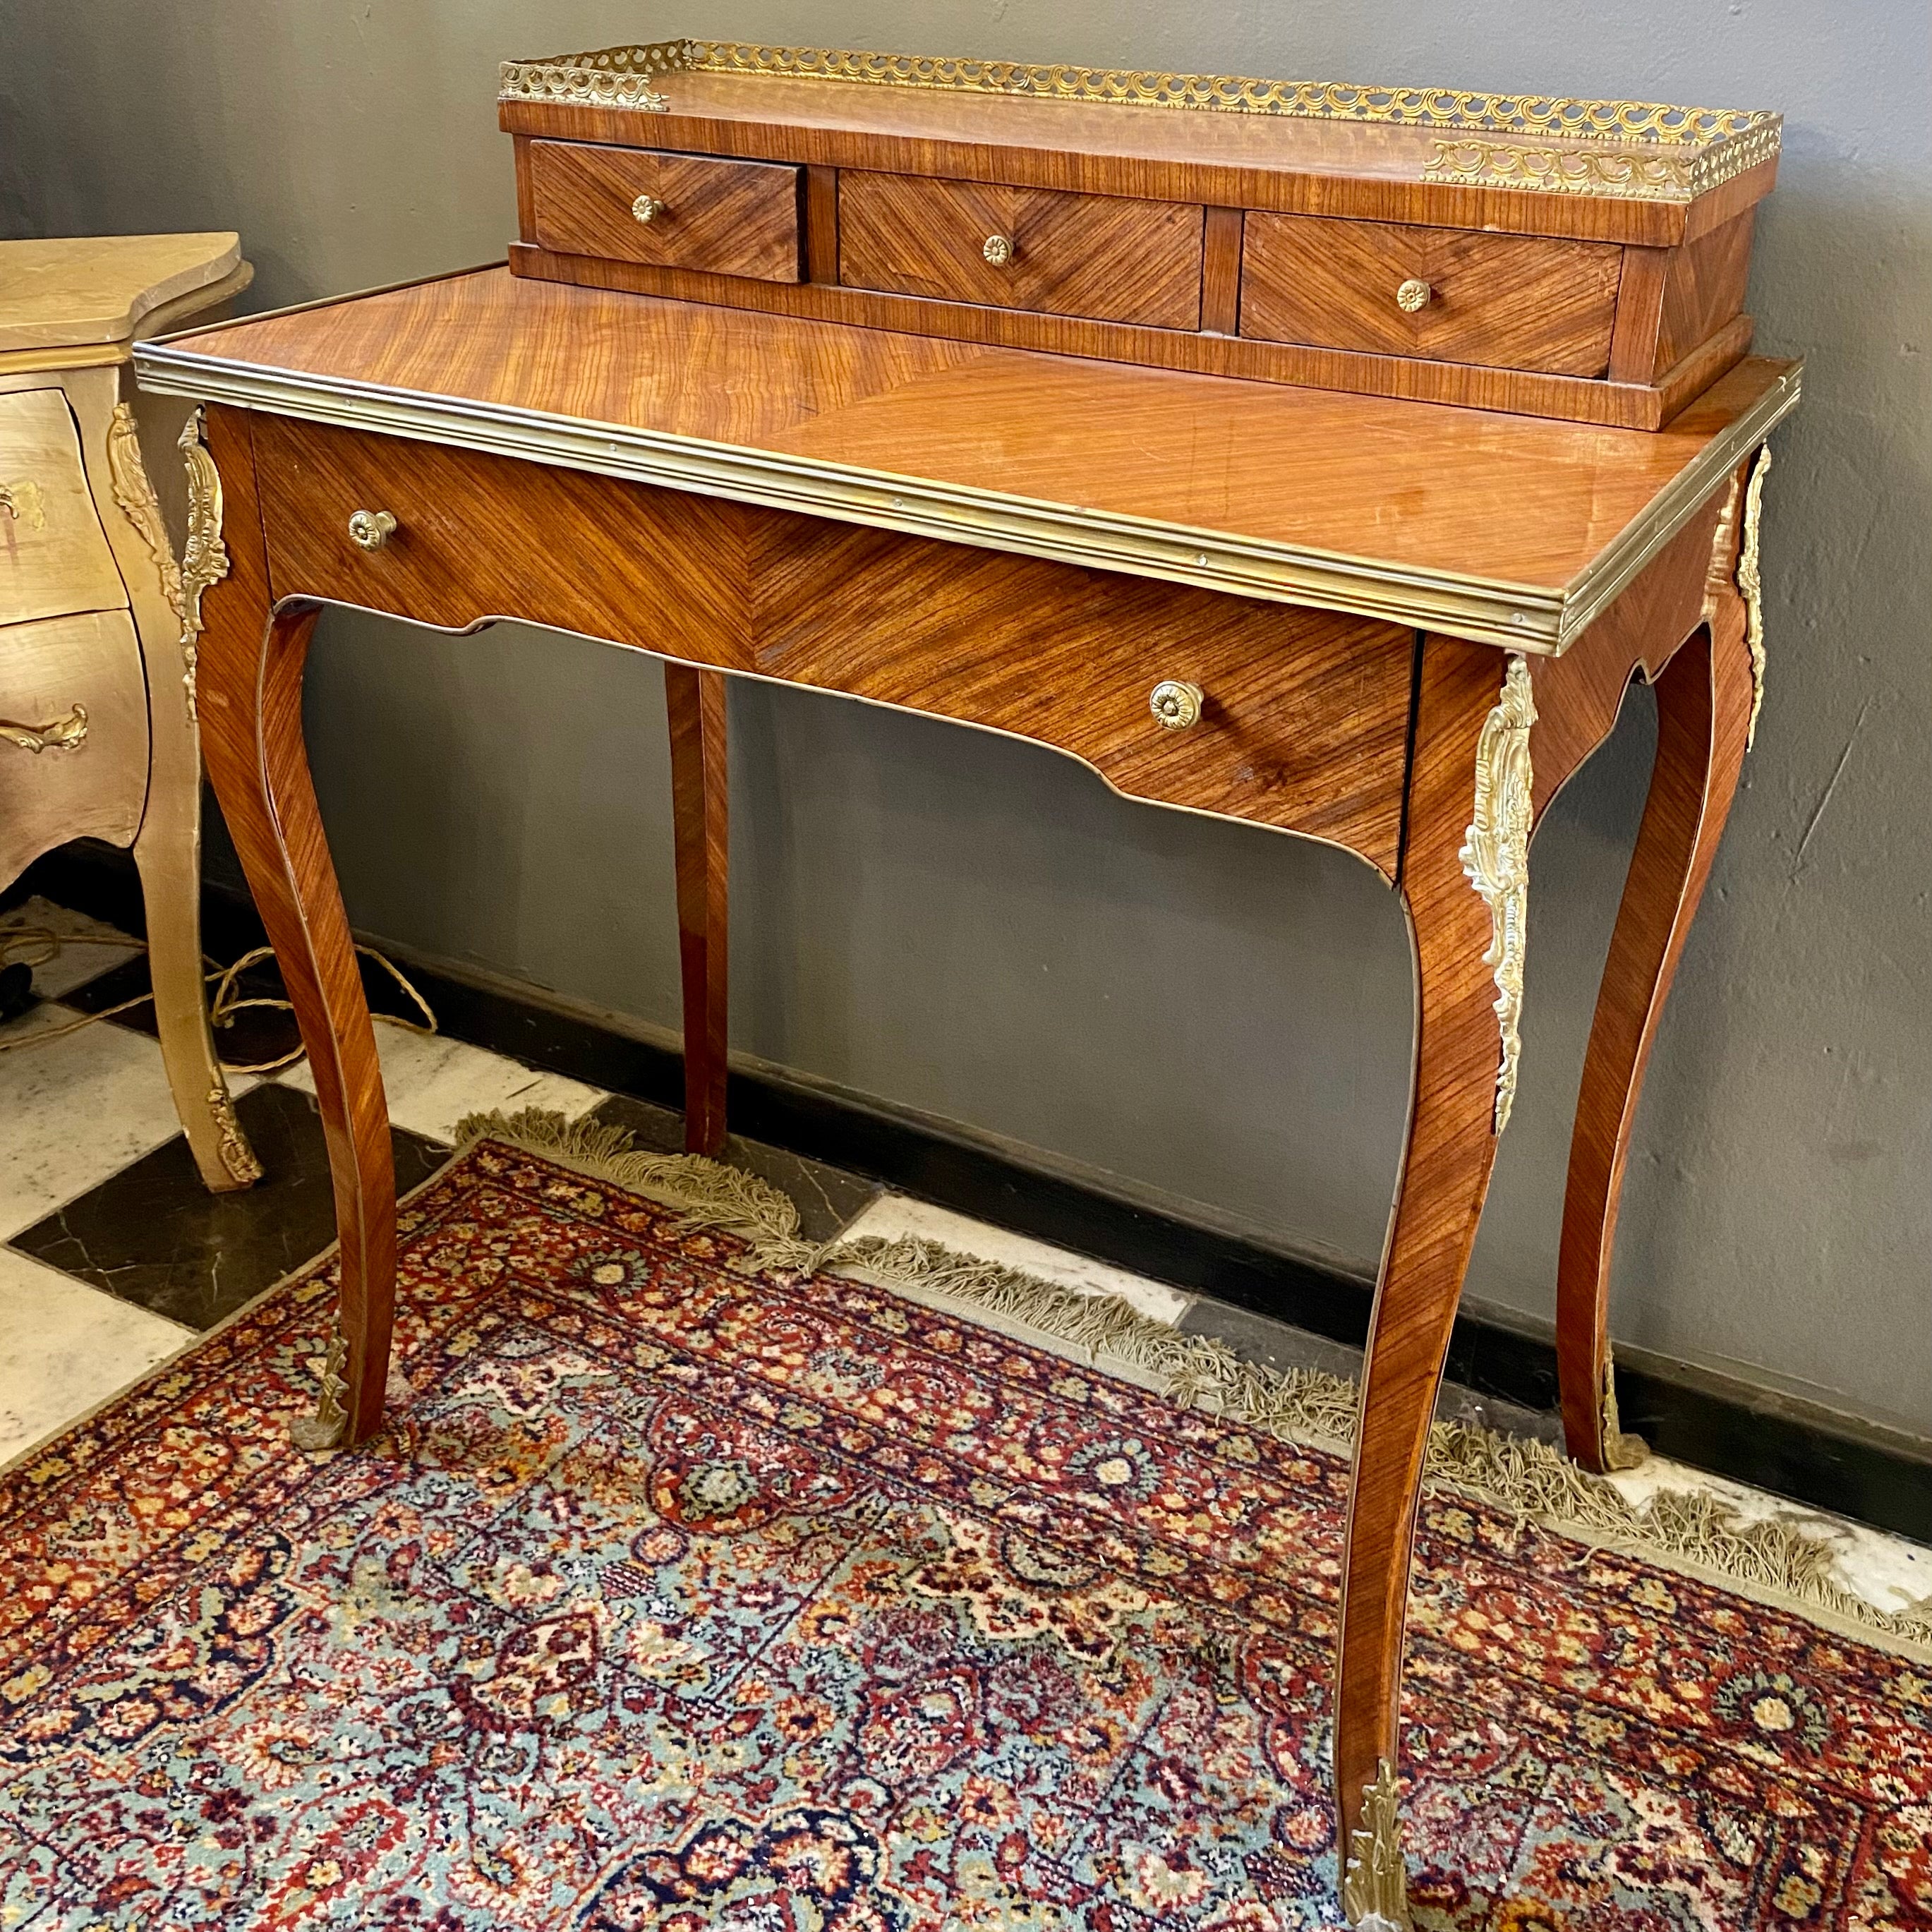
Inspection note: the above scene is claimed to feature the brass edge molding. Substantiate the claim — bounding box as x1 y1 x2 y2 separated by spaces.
1340 1759 1412 1930
1 704 88 754
135 343 1799 657
1736 442 1770 749
1554 364 1801 652
289 1327 351 1451
497 41 1779 202
135 342 1588 652
207 1082 263 1188
176 405 231 723
1460 653 1536 1136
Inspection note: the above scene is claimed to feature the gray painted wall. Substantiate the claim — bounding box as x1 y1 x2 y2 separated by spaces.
6 1 1926 1436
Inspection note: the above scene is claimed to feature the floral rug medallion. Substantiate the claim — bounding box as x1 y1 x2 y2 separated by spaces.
1 1137 1927 1929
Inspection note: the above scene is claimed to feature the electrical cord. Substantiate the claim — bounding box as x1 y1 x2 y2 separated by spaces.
0 921 436 1075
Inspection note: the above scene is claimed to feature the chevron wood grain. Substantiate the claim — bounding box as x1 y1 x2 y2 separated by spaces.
838 168 1205 328
1239 212 1623 376
527 138 802 283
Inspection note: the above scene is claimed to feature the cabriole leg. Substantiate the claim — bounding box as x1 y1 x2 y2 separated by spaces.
1555 609 1753 1470
194 405 394 1449
1334 640 1530 1926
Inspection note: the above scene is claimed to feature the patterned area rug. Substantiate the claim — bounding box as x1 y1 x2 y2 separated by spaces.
2 1133 1928 1930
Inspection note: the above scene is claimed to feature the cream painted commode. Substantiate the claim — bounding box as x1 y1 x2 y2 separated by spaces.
1 233 260 1191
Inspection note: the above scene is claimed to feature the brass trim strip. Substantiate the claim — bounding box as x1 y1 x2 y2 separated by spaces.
1554 363 1799 647
499 41 1780 204
132 340 1798 656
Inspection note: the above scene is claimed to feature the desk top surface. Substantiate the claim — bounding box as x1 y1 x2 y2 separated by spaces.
138 266 1798 653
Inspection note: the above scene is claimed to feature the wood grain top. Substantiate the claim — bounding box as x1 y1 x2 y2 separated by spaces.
0 234 243 351
137 266 1799 651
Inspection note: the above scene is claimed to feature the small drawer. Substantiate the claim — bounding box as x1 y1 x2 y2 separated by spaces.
838 171 1205 330
526 140 802 283
0 387 129 629
0 608 150 881
1239 214 1622 378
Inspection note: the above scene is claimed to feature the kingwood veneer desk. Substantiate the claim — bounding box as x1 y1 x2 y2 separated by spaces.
133 60 1798 1916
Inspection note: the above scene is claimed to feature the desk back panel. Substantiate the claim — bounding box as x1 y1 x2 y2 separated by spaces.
500 43 1782 428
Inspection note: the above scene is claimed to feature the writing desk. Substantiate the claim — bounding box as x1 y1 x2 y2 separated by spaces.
136 262 1796 1919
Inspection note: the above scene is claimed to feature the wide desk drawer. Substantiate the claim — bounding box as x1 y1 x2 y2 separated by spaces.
838 171 1205 331
0 387 129 629
1240 213 1622 378
253 415 1411 874
526 139 803 284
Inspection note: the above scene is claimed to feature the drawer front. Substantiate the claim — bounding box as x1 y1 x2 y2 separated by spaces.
0 608 149 883
747 514 1412 874
252 415 752 660
0 387 128 628
1240 215 1622 377
527 140 802 283
838 171 1205 331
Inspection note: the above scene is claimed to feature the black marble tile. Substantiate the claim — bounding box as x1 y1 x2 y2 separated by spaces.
8 1082 447 1332
588 1093 881 1243
64 953 306 1068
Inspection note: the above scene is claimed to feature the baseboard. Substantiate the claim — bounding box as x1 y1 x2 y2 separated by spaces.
18 841 1931 1548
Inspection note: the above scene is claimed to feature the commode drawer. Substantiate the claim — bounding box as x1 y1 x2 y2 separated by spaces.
0 608 149 882
0 387 129 628
838 171 1205 330
526 140 803 283
1239 214 1623 378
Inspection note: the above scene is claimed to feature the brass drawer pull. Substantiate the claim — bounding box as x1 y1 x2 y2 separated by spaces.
1 702 87 754
347 509 398 552
631 193 667 224
982 233 1013 267
1395 277 1432 313
1149 680 1203 732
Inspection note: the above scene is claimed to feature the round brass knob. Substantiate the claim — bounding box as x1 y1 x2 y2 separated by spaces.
982 233 1013 267
1395 277 1432 313
632 193 667 224
1149 680 1204 732
347 509 398 552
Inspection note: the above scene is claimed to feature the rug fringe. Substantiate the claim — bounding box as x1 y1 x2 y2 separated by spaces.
456 1110 1932 1657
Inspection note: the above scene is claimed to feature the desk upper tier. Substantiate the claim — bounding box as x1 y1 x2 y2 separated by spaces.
136 265 1797 653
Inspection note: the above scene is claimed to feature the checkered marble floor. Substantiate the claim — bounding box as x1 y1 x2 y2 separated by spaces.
1 892 1925 1624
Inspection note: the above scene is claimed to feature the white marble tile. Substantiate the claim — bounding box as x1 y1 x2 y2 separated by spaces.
0 895 143 1000
0 1246 191 1466
1607 1451 1932 1619
0 1004 258 1238
833 1194 1193 1327
279 1025 605 1145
